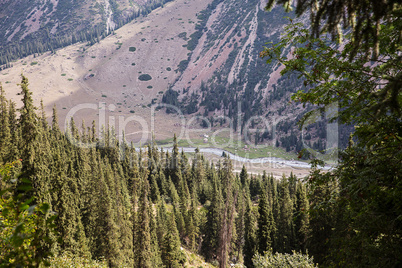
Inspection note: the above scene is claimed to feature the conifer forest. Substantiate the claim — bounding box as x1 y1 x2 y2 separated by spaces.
0 0 401 267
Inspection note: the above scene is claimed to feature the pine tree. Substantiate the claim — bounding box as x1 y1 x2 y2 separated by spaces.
149 202 164 268
169 134 180 185
7 100 19 160
257 185 275 254
234 188 245 263
134 178 153 267
294 181 309 253
18 75 38 180
276 179 294 253
218 156 237 268
113 163 134 266
149 173 161 202
202 170 222 261
244 194 257 268
186 189 199 252
240 165 248 186
0 83 11 163
162 212 185 268
156 200 168 248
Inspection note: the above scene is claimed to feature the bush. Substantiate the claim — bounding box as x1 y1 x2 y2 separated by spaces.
138 74 152 81
253 251 318 268
0 161 56 267
44 253 108 268
177 60 189 73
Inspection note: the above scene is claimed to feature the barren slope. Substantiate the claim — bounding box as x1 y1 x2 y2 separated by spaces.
1 0 212 143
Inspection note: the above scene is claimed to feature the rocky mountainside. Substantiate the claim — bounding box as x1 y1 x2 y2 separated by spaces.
162 0 351 153
0 0 350 154
162 0 322 152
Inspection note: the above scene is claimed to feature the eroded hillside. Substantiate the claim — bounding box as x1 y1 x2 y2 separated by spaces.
0 0 173 66
0 0 348 160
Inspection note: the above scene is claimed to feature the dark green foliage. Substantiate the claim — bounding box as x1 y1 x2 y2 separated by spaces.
257 186 275 253
243 194 257 268
134 179 153 267
253 251 317 267
202 171 223 261
177 60 189 73
138 74 153 81
0 84 11 164
266 0 400 59
0 75 361 267
129 47 136 52
263 1 402 266
162 212 185 267
0 161 56 267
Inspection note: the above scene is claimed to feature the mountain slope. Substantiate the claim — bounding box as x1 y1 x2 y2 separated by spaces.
0 0 172 66
0 0 349 156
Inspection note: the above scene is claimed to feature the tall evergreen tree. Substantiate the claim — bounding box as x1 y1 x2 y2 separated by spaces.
276 179 294 253
149 203 164 268
294 181 309 253
134 178 153 268
0 84 11 163
202 170 222 261
18 75 39 181
244 194 257 268
218 156 237 268
162 212 185 268
240 165 248 186
257 186 275 254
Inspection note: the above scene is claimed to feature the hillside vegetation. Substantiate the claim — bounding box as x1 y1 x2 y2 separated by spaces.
0 0 173 67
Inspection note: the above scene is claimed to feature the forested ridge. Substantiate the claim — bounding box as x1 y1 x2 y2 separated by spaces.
0 78 315 267
1 0 402 267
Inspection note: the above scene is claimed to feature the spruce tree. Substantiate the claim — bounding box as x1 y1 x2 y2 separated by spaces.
240 165 248 186
134 178 153 267
202 170 222 261
186 189 199 252
0 83 11 163
7 100 19 160
244 195 257 268
276 179 294 253
234 188 245 263
169 134 180 185
218 156 237 268
18 75 39 181
294 181 309 253
257 185 275 254
149 202 164 268
162 212 184 268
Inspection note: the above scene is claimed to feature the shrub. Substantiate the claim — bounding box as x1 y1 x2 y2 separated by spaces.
45 253 108 267
138 74 152 81
253 251 318 268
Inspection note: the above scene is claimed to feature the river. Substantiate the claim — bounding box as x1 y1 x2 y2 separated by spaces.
157 147 332 170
